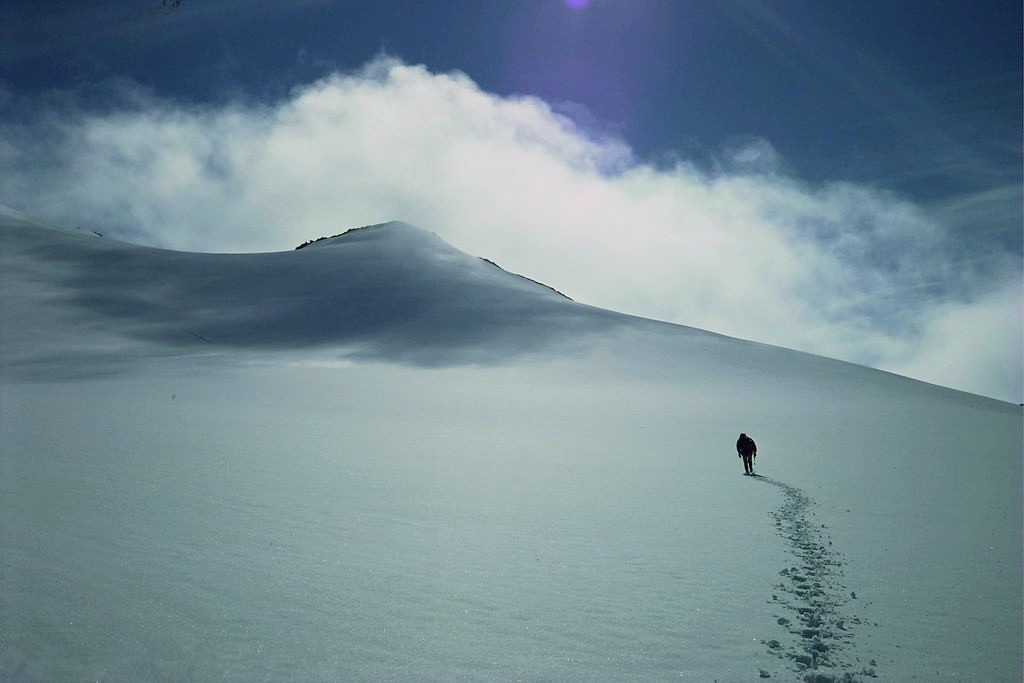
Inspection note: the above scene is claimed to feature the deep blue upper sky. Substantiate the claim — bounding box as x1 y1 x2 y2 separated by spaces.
2 0 1021 249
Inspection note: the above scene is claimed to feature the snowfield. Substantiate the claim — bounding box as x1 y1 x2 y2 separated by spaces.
1 208 1020 682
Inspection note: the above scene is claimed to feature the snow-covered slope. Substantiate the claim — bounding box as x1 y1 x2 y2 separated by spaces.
0 213 626 377
1 209 1020 682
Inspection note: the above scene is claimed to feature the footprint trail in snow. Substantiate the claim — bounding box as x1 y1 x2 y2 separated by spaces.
752 475 879 681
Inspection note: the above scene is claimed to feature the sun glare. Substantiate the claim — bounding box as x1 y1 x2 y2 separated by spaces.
565 0 591 9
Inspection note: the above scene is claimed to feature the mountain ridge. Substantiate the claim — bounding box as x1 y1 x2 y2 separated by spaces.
296 221 573 300
295 220 440 250
0 212 621 378
0 209 1018 409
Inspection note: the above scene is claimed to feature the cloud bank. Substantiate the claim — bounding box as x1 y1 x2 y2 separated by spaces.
1 57 1019 401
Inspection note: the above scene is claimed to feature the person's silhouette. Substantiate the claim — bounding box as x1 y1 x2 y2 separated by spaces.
736 433 757 475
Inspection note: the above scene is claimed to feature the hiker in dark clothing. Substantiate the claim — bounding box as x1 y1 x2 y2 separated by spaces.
736 433 757 474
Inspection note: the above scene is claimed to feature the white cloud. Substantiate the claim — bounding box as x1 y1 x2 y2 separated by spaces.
1 56 1019 401
885 281 1023 404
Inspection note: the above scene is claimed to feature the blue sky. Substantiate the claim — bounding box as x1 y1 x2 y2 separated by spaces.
1 0 1021 401
4 1 1020 211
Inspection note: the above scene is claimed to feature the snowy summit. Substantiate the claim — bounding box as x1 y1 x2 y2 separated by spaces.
0 208 1021 681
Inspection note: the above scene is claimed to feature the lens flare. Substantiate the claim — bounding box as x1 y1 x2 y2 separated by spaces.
565 0 591 9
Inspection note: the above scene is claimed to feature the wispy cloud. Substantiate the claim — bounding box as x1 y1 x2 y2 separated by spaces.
0 57 1019 401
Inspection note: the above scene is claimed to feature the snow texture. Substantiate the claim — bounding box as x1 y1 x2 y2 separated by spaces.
0 208 1021 681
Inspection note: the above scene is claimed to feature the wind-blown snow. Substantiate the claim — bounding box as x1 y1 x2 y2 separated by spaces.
0 209 1020 681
